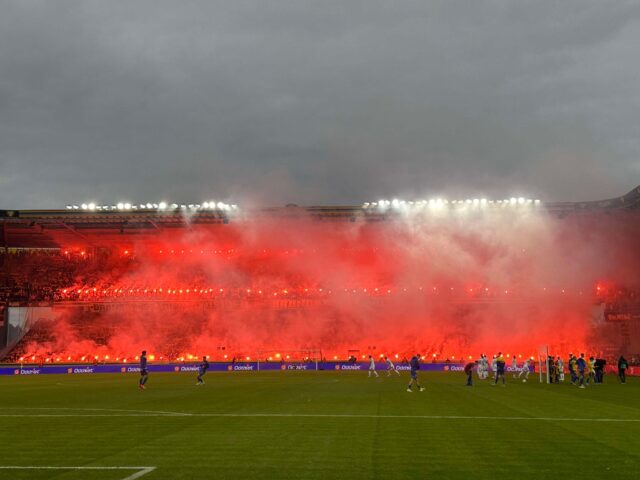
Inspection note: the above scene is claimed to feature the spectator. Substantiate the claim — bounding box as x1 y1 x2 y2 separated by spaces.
464 361 477 386
618 356 628 384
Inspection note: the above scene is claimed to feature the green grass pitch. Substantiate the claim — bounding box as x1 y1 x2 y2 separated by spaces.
1 371 639 479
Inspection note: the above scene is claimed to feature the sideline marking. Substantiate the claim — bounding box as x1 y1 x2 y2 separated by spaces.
4 407 190 416
0 409 638 423
0 466 155 480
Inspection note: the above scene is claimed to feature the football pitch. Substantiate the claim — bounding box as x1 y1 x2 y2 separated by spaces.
1 371 639 479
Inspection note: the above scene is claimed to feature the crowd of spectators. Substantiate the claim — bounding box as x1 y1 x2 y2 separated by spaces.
2 249 640 367
3 249 640 307
602 287 640 319
0 250 133 304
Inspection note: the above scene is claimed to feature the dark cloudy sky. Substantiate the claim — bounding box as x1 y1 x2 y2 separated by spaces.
1 1 639 208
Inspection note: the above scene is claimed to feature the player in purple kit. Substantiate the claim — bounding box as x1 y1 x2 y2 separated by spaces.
139 350 149 390
196 356 210 385
407 354 425 392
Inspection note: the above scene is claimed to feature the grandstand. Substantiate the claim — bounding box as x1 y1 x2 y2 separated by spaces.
2 186 640 365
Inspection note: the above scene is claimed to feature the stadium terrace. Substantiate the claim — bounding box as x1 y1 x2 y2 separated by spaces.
1 186 640 365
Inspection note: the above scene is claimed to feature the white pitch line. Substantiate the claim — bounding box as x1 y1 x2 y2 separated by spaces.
121 467 156 480
0 466 156 480
0 414 181 417
0 412 639 422
4 407 190 416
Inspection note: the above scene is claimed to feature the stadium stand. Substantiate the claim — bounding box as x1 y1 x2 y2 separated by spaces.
1 186 640 363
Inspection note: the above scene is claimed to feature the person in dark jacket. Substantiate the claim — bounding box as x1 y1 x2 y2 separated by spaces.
407 355 425 392
196 356 209 385
139 350 149 390
464 361 477 386
618 356 628 384
594 358 606 383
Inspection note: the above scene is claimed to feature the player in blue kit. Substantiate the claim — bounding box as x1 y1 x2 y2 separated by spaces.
139 350 149 390
577 353 587 388
407 354 425 392
196 356 209 385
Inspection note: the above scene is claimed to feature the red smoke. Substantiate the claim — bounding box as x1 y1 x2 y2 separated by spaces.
19 207 640 361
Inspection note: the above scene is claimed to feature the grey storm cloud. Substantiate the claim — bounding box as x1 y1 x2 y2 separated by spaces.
0 0 639 208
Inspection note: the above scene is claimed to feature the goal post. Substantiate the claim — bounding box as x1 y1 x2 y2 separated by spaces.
537 345 550 384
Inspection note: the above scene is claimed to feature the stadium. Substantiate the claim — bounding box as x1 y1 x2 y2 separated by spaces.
1 188 640 479
3 2 640 477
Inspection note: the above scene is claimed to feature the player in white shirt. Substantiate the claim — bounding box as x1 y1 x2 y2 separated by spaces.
482 354 490 379
491 355 498 380
368 355 379 377
477 354 487 379
511 356 518 378
557 356 565 382
518 358 530 382
384 356 400 376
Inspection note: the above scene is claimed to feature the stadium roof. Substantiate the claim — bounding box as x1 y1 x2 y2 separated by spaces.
1 185 639 250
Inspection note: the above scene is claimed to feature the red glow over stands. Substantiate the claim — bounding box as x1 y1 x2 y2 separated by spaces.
55 283 603 302
2 188 640 364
